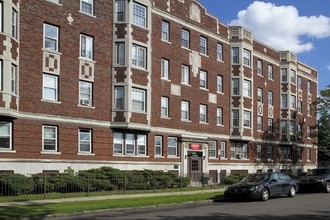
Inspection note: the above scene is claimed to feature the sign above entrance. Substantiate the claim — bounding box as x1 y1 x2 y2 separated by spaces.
189 143 202 150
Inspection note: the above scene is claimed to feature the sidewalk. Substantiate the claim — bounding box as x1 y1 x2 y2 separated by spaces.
0 188 225 207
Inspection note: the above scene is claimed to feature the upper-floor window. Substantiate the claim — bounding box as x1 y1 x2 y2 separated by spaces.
181 29 190 49
267 145 273 160
44 24 59 51
257 116 263 131
217 107 223 125
307 125 311 138
268 119 273 133
281 68 287 82
12 9 18 39
257 60 263 75
232 110 239 127
168 137 178 157
298 101 302 113
0 60 2 91
0 122 12 150
42 125 58 152
280 146 292 160
268 65 273 79
209 141 217 158
181 101 189 121
155 136 163 156
281 120 287 134
132 44 146 68
115 42 125 65
181 65 190 85
81 0 94 15
161 20 169 41
307 81 311 94
268 91 273 106
257 88 263 103
243 49 251 66
132 88 146 112
161 58 169 80
232 78 239 95
281 94 287 109
79 81 93 106
290 95 296 109
243 110 251 128
298 76 302 90
231 47 239 64
161 97 169 118
217 43 223 61
217 75 223 93
220 142 226 158
80 34 93 60
243 80 251 97
290 69 296 84
115 0 125 22
307 103 311 116
114 86 124 110
199 36 207 55
133 2 147 28
79 129 92 153
307 148 312 161
0 2 3 32
199 70 207 89
199 104 207 123
43 74 58 101
11 65 17 94
257 145 262 159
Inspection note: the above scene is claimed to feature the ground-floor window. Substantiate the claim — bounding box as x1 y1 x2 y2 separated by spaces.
280 146 292 160
167 137 177 157
230 142 248 159
209 141 217 158
113 132 147 156
79 129 92 153
0 122 12 150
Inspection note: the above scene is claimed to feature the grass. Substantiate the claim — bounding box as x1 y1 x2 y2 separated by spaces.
0 191 223 220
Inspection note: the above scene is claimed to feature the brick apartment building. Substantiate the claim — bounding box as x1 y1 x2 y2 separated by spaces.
0 0 318 183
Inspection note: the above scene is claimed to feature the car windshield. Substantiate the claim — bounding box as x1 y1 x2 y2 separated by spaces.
242 174 271 183
307 169 329 176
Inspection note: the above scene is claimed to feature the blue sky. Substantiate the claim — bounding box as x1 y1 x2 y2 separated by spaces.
198 0 330 93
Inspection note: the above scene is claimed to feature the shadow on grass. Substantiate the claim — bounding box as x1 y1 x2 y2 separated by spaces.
0 205 54 220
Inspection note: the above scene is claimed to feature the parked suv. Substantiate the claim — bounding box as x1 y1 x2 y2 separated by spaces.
298 167 330 193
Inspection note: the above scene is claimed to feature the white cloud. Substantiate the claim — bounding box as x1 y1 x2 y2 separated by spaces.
229 1 330 54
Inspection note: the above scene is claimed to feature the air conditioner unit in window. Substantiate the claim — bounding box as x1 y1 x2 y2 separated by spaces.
80 99 90 106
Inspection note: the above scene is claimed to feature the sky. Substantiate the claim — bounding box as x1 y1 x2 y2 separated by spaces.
198 0 330 94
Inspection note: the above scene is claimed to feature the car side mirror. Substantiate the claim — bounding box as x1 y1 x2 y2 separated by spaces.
270 179 277 183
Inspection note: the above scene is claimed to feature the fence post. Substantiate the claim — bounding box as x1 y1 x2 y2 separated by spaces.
43 173 46 199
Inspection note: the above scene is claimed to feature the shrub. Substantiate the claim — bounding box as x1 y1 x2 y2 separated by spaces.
0 173 34 196
224 173 248 185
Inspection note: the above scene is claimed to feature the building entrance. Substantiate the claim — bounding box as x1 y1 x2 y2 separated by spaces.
187 151 203 182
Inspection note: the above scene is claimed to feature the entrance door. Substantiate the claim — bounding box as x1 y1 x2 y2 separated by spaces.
188 157 203 182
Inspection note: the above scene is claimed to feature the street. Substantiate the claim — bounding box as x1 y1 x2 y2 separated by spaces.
47 192 330 220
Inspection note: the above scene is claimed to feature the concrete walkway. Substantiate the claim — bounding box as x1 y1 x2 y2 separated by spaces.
0 188 225 207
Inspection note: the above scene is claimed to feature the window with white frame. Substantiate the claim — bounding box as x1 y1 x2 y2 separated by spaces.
257 60 262 75
267 145 273 160
257 88 263 103
11 65 17 94
257 145 262 160
161 97 169 118
181 65 189 85
298 76 302 90
114 132 123 154
243 49 251 66
243 80 251 97
307 103 311 116
168 137 177 156
0 122 12 150
199 70 207 89
132 44 146 68
131 88 146 112
297 147 302 161
268 118 273 133
114 86 124 110
281 120 287 134
297 123 302 137
217 43 223 61
181 101 189 121
161 20 169 41
81 0 94 15
281 94 287 109
298 101 302 113
0 60 2 91
12 9 18 39
280 146 291 160
80 34 93 60
47 0 61 3
115 42 125 65
133 2 147 28
290 120 296 136
257 116 263 131
230 142 248 159
44 23 59 51
115 0 125 22
217 107 223 125
79 129 92 153
125 133 135 155
113 132 146 155
290 95 296 109
181 29 190 48
307 125 311 138
232 78 239 95
268 91 273 106
43 74 58 101
243 111 251 128
268 65 273 79
155 136 163 156
79 81 92 106
217 75 223 93
209 141 217 158
220 141 226 158
307 81 311 94
199 104 207 123
136 134 147 155
43 125 57 151
161 58 169 79
281 68 287 82
290 69 296 84
232 109 239 127
231 47 239 64
0 2 3 33
307 148 312 161
199 36 207 55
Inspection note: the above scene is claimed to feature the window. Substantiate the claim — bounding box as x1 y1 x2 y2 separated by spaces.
125 133 135 155
267 146 273 160
217 75 223 93
232 78 239 95
113 132 146 155
268 65 273 79
79 129 92 153
135 134 147 155
257 116 263 131
43 74 58 101
44 24 59 51
181 101 189 121
181 65 189 84
199 104 207 123
168 137 177 156
243 111 251 128
81 0 94 15
12 9 18 39
0 60 2 91
307 103 311 116
43 126 57 151
232 110 239 127
257 60 263 75
79 81 92 106
281 120 287 134
268 91 273 106
281 94 287 109
161 58 169 79
307 148 312 161
217 108 223 125
281 68 287 82
290 69 296 84
161 97 169 118
243 80 251 97
155 136 163 156
0 122 12 150
161 20 169 41
47 0 60 3
220 142 226 158
114 132 123 154
268 119 273 133
231 142 248 159
115 0 125 22
290 120 296 135
209 141 217 158
297 123 302 137
307 125 311 138
80 34 93 60
243 49 251 66
0 2 3 32
217 43 223 61
114 86 124 110
280 146 291 160
257 145 262 160
232 47 239 64
298 76 302 90
11 65 17 94
133 2 147 28
199 70 207 89
199 36 207 55
132 88 146 112
181 29 190 48
132 44 146 68
290 95 296 109
257 88 263 103
307 81 311 94
115 42 125 65
298 101 302 113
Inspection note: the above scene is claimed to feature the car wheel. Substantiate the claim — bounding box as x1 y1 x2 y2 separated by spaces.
261 188 270 201
324 182 330 193
288 186 296 197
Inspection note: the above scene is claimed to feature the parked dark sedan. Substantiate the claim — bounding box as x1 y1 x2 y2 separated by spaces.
298 167 330 193
224 172 298 201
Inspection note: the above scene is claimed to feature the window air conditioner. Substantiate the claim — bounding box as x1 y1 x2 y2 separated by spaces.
80 99 90 106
